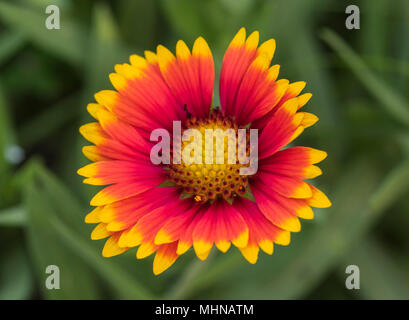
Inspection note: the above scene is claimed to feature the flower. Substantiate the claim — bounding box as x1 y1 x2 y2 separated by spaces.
78 28 331 275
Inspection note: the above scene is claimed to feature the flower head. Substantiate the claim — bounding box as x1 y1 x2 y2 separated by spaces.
78 28 331 275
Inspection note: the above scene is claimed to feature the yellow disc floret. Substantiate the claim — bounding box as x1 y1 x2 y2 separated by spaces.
169 110 250 202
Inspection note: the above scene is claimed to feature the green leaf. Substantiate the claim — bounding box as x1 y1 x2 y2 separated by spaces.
83 2 131 95
18 93 80 148
0 83 16 145
398 133 409 158
160 0 207 42
23 165 101 299
158 180 177 188
342 238 409 299
360 0 390 60
321 28 409 128
117 0 157 48
21 160 155 299
0 243 34 299
370 161 409 213
0 82 18 179
220 0 253 17
50 214 155 299
395 0 409 92
0 206 26 226
0 1 86 66
0 31 25 66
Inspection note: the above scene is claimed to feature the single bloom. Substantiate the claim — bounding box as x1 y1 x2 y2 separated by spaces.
78 28 331 275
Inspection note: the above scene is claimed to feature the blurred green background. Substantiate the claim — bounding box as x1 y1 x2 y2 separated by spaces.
1 0 409 300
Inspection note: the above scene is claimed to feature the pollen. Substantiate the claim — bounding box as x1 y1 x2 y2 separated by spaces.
169 109 251 202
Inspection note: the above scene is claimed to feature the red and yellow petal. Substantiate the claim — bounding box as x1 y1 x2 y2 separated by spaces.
176 211 204 256
257 170 312 199
79 120 151 163
154 206 198 245
233 54 288 125
156 37 214 118
220 28 283 124
102 233 129 257
306 184 332 208
258 98 304 159
250 181 302 232
259 146 327 180
233 197 290 263
299 112 319 128
103 54 186 132
95 107 152 156
136 241 158 259
252 81 312 129
101 187 181 232
153 242 179 275
78 160 165 186
90 175 166 206
91 223 113 240
85 206 102 223
191 200 248 259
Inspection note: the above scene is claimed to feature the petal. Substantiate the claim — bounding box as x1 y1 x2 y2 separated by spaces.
136 241 158 259
82 145 109 162
220 29 258 116
154 205 198 245
299 112 319 128
233 197 289 252
91 223 113 240
192 206 214 258
79 122 108 146
106 54 186 132
85 206 102 223
306 184 332 208
153 242 179 275
258 98 304 159
121 197 190 248
233 57 288 124
176 209 204 255
254 184 314 221
214 199 249 251
259 146 327 179
250 181 302 232
252 81 311 129
192 199 248 258
298 93 312 109
90 172 167 206
96 108 153 157
256 168 312 199
156 37 214 118
102 233 129 257
100 187 181 233
79 122 149 162
220 28 280 122
239 242 260 264
78 161 165 186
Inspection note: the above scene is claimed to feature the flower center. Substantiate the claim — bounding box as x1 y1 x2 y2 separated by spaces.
169 110 249 202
